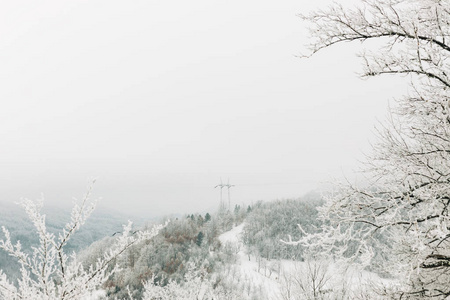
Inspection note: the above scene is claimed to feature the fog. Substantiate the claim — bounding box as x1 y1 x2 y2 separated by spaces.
0 0 407 216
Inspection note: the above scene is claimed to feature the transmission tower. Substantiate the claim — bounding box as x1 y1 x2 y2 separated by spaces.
215 178 226 211
215 178 234 211
225 178 234 210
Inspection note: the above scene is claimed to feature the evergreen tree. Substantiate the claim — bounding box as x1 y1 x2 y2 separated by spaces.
196 231 204 247
204 213 211 222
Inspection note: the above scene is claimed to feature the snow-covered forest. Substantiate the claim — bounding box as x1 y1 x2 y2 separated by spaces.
0 188 388 300
2 0 450 299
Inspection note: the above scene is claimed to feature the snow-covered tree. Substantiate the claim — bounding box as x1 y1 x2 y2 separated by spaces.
243 198 322 261
0 181 163 300
142 260 208 300
278 259 352 300
142 260 259 300
296 0 450 298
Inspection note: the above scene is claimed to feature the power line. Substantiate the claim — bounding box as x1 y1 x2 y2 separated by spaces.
236 182 306 187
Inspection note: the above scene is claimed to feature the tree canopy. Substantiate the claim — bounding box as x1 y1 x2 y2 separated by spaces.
298 0 450 298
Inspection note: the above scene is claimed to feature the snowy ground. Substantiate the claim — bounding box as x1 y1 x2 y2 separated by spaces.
219 223 282 299
81 290 106 300
218 223 393 299
87 223 392 300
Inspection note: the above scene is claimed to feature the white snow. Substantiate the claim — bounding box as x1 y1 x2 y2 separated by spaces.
81 290 106 300
219 223 282 298
218 223 394 299
219 223 244 245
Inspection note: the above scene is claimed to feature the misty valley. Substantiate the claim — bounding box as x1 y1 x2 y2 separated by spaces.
0 189 390 299
2 0 450 299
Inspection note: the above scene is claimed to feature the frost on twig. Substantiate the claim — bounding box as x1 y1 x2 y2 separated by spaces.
295 0 450 297
0 181 164 300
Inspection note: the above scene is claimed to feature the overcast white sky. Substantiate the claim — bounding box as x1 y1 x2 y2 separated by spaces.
0 0 408 216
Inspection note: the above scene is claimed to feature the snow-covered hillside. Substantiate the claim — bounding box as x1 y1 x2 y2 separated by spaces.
0 194 395 300
219 223 392 299
219 223 282 299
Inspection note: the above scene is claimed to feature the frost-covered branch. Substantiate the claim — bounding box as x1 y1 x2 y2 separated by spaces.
0 182 164 300
298 0 450 298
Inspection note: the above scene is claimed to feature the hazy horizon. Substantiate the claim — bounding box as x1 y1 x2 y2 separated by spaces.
0 0 409 216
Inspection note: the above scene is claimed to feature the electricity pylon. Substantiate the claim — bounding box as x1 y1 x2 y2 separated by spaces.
215 178 226 211
225 178 234 210
215 178 234 211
